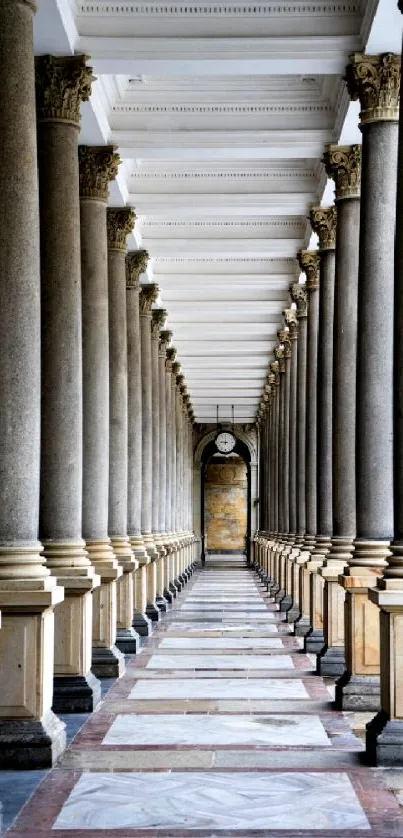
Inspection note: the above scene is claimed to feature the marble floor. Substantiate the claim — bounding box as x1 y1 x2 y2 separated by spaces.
4 557 403 836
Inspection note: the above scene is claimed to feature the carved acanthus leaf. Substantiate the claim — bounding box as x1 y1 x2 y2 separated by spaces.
345 53 400 125
297 250 320 290
270 360 280 381
126 250 149 288
151 308 167 336
172 361 181 378
323 144 362 200
278 328 291 358
79 145 120 201
139 283 159 314
35 55 94 126
107 208 136 252
290 283 308 318
166 346 177 369
309 206 337 251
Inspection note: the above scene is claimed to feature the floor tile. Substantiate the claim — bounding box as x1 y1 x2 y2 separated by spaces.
159 637 283 649
128 677 309 700
146 653 295 669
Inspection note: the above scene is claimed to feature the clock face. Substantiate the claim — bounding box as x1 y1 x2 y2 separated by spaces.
215 432 236 454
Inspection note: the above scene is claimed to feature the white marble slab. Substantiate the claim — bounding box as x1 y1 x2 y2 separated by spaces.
146 653 294 670
104 713 330 747
128 677 308 700
160 637 283 649
171 611 278 620
53 771 370 831
181 603 269 611
167 622 279 633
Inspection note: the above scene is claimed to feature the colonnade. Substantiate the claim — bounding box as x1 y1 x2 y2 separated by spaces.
0 4 196 768
254 48 403 766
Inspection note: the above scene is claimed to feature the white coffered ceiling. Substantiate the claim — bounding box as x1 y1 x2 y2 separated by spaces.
34 0 401 423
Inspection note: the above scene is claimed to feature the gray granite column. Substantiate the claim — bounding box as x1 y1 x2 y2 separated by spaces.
284 308 300 620
291 282 310 633
159 330 172 595
274 341 287 601
269 361 281 594
166 347 178 594
305 208 337 655
126 251 152 637
172 362 184 586
318 145 362 677
337 53 399 712
107 208 140 654
151 309 168 609
0 0 65 767
79 145 124 678
36 55 101 714
366 29 403 765
278 329 293 611
139 284 160 619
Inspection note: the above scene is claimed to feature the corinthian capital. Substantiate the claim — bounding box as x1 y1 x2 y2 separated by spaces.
278 329 291 358
159 329 172 354
297 250 320 291
107 208 136 253
323 144 362 201
166 346 177 371
35 55 94 127
126 250 149 289
270 360 280 382
283 307 298 338
151 308 167 337
139 283 159 315
172 361 181 378
309 206 337 251
79 145 120 201
290 283 308 319
345 53 400 125
274 344 285 373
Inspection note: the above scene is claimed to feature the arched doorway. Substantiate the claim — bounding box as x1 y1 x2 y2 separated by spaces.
200 437 252 565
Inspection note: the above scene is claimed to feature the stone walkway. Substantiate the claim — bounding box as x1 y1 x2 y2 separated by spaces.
6 559 403 836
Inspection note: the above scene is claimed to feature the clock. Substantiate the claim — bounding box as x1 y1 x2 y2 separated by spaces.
215 431 236 454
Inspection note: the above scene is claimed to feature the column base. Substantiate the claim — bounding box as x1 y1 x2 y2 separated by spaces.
279 594 293 613
52 672 102 714
286 604 300 623
169 581 180 596
91 645 125 678
293 616 311 637
132 610 152 636
366 712 403 766
164 587 174 603
275 588 286 604
146 602 161 622
317 646 346 677
116 627 140 654
304 629 325 655
156 595 169 612
173 578 182 592
0 710 66 769
335 672 380 711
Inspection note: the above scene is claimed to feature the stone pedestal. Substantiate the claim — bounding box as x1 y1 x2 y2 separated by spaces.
0 0 66 766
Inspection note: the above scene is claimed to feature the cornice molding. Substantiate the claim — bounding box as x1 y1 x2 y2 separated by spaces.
79 1 360 16
113 103 331 115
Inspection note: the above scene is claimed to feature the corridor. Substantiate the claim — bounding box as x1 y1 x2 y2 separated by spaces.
6 558 403 836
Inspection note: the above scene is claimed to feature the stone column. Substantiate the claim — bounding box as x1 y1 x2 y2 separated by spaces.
79 145 124 678
337 53 399 712
151 308 168 610
165 347 178 595
274 342 287 601
159 330 173 598
107 208 140 654
0 0 65 767
278 328 293 611
35 56 101 714
139 283 160 620
284 308 300 621
173 363 184 585
126 251 152 637
291 281 311 635
305 208 337 655
269 360 281 594
367 41 403 761
296 251 320 643
318 145 362 677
